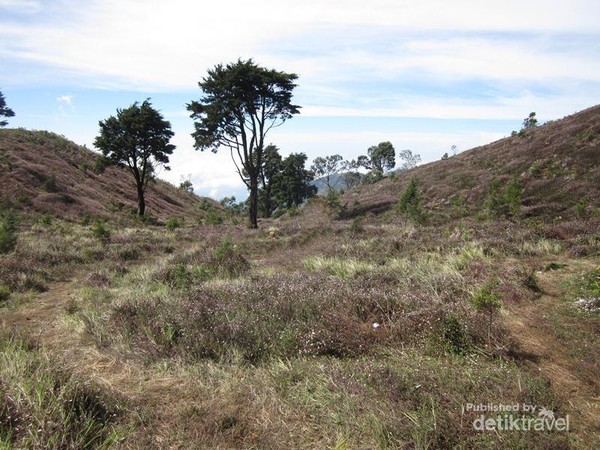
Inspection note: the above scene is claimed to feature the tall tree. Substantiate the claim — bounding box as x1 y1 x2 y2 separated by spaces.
398 149 421 171
258 144 283 217
311 154 344 192
94 99 175 216
356 141 396 181
273 153 317 209
522 112 538 129
187 59 300 228
0 89 15 127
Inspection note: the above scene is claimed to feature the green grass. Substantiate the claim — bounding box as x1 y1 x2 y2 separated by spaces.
303 255 376 277
0 334 123 449
3 212 599 447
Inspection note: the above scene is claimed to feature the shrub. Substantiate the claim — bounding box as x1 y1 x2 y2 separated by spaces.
106 273 375 363
0 285 10 303
325 189 346 217
93 155 109 174
471 279 502 349
575 197 589 220
38 214 53 226
350 216 365 234
212 238 249 278
140 214 159 225
204 210 223 225
166 216 182 230
486 177 522 219
179 179 194 193
0 211 17 254
43 174 59 192
439 315 471 355
396 178 424 224
91 220 111 244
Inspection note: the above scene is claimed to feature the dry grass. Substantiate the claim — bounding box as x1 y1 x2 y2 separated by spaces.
343 104 600 222
0 333 124 449
0 128 215 223
2 106 600 448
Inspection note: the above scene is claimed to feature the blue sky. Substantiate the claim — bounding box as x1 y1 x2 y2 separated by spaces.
1 0 599 200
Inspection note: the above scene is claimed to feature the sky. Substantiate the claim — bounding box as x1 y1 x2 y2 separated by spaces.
1 0 599 200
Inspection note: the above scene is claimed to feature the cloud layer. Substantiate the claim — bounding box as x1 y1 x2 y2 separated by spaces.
1 1 599 199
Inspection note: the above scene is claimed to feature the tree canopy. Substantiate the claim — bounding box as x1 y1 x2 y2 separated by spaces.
258 145 316 216
522 112 538 129
273 152 317 210
398 149 421 171
0 89 15 127
354 141 396 182
187 59 300 228
94 99 175 216
311 154 344 192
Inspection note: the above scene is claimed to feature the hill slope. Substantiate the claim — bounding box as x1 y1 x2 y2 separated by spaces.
342 105 600 221
0 128 210 223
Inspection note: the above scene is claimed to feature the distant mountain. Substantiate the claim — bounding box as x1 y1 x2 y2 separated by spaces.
340 105 600 221
0 129 216 223
312 172 363 194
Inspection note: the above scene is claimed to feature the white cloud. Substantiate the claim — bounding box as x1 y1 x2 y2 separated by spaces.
1 0 598 91
159 133 246 199
0 0 42 14
56 95 73 105
300 91 594 122
2 0 599 198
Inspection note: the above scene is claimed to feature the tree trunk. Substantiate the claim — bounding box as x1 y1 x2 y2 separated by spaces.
248 176 259 228
137 183 146 217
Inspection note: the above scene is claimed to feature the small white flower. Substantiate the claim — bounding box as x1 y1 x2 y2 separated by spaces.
372 322 380 329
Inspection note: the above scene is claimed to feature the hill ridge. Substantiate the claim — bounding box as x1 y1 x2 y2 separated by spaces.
0 128 211 223
343 105 600 221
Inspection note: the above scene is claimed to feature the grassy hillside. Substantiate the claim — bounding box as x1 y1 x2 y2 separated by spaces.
1 107 599 448
0 128 215 224
344 105 600 221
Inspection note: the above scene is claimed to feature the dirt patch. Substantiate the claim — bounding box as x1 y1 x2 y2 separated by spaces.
504 258 600 443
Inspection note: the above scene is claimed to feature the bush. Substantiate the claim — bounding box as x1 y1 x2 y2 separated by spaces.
438 315 471 355
0 285 10 303
325 189 346 217
91 220 111 244
93 155 109 174
575 197 589 220
486 177 522 219
471 279 502 349
166 216 182 230
43 174 59 192
212 238 250 278
107 273 374 363
0 211 17 254
397 178 424 224
350 216 365 234
204 210 223 225
137 213 157 225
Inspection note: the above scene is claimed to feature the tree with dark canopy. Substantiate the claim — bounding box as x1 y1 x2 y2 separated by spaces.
0 89 15 127
187 59 300 228
273 152 317 210
94 99 175 216
258 144 283 217
355 141 396 182
522 112 538 129
257 145 315 216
